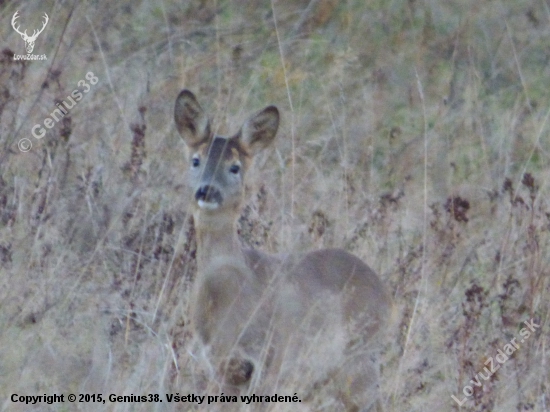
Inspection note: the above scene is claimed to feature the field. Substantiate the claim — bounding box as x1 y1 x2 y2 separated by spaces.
0 0 549 411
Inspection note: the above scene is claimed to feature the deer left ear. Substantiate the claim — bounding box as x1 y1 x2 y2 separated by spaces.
239 106 279 156
174 89 212 147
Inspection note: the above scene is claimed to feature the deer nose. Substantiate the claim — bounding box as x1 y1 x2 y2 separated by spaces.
195 185 211 201
195 185 223 205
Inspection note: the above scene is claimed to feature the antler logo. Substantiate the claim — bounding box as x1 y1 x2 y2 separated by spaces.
11 11 49 54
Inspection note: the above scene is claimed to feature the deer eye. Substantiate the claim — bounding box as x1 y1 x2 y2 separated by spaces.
192 157 200 168
229 164 240 174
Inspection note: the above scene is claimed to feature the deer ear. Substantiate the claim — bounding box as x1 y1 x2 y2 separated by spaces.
239 106 279 156
174 90 211 147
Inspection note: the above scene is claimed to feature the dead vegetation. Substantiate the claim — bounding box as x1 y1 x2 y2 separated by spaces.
0 1 548 411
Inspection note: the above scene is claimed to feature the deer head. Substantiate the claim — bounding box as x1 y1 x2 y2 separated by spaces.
174 90 279 217
12 11 49 54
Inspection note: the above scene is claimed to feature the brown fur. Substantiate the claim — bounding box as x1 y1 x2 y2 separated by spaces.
174 89 392 411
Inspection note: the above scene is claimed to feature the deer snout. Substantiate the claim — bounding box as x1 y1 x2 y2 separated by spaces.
195 185 223 210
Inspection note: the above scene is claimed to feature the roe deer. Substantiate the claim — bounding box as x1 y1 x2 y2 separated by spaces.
174 90 392 411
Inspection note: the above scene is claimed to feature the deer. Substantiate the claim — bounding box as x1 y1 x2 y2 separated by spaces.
174 89 393 411
11 11 49 54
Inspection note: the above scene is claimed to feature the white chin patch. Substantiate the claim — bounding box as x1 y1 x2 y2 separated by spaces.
198 200 220 210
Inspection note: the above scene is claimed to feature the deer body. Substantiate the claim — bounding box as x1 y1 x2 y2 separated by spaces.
174 90 392 411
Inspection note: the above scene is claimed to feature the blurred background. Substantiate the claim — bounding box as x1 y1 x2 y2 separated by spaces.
0 0 549 411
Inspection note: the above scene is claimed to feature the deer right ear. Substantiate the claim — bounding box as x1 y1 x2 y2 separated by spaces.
239 106 279 156
174 90 211 147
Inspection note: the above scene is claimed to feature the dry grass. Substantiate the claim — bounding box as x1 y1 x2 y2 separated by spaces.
0 0 549 411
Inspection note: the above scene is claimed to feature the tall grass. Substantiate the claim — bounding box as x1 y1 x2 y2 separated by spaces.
0 0 548 411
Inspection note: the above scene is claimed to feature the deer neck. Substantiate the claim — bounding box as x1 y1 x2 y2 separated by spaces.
193 209 244 272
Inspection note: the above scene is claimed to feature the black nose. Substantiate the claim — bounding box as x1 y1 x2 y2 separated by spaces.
195 185 211 201
195 185 223 204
